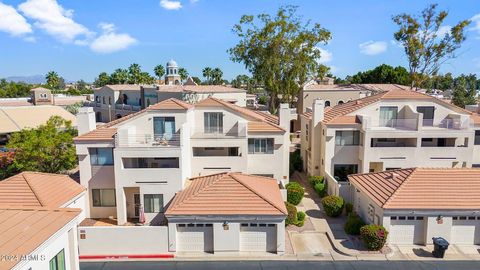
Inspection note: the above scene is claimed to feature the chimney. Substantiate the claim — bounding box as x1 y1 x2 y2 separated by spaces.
312 99 324 126
77 107 96 135
278 103 290 131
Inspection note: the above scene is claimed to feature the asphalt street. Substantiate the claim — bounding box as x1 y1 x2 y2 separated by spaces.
81 260 480 270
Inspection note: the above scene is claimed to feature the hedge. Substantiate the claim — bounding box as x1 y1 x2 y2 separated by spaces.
344 212 365 235
314 182 326 198
295 211 306 227
286 182 305 205
285 202 298 225
309 175 324 186
321 195 344 217
360 224 389 251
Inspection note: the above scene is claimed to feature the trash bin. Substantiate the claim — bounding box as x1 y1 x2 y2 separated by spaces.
432 237 449 258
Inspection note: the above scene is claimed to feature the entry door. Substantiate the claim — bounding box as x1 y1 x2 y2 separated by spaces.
134 193 140 217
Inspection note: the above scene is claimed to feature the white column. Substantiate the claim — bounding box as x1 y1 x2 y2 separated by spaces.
116 188 127 225
276 220 286 254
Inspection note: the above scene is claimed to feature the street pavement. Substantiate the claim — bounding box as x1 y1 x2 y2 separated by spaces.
81 260 480 270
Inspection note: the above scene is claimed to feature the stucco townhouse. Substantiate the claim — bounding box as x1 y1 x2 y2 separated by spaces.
349 168 480 246
73 97 290 254
300 89 480 199
0 172 86 270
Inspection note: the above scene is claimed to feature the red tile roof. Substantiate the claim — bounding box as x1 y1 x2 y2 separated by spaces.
147 98 193 110
165 173 287 216
0 172 85 208
349 168 480 210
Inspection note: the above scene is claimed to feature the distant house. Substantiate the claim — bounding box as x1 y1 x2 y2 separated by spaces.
30 87 53 105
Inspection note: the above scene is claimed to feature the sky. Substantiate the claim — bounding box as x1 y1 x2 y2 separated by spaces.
0 0 479 82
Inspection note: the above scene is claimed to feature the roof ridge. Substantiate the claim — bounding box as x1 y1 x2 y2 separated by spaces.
20 172 45 207
383 168 417 207
230 173 287 215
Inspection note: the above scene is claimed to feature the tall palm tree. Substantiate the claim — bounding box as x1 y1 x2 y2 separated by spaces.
128 63 142 84
178 68 189 81
202 67 212 84
45 71 60 89
154 65 165 80
111 68 129 84
211 68 223 85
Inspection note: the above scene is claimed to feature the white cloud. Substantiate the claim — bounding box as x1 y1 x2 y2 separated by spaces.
317 48 333 64
89 23 137 54
160 0 182 10
18 0 92 43
0 2 32 36
471 14 480 38
359 40 387 55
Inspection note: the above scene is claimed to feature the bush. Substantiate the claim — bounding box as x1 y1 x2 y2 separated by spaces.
321 195 344 217
309 175 324 186
345 202 354 215
295 211 306 227
314 182 326 198
344 213 365 235
360 224 389 251
285 202 298 225
286 182 304 205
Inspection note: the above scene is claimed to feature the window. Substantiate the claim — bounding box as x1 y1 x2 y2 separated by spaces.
253 174 274 178
417 106 435 126
335 131 360 146
95 96 99 103
144 194 164 213
153 117 176 139
92 189 116 207
49 249 65 270
122 157 179 168
228 147 239 156
367 205 374 223
475 130 480 145
108 97 112 105
333 164 358 181
338 100 344 105
102 96 105 104
325 101 331 107
90 148 114 165
379 106 398 127
204 112 223 133
306 124 309 141
248 138 274 154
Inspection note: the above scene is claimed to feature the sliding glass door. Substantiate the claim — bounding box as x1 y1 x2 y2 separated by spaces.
153 117 175 140
379 106 398 127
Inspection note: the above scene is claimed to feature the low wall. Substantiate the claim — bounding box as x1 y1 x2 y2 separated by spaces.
78 226 170 256
325 172 352 203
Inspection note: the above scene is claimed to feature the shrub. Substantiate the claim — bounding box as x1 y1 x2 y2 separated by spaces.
286 182 304 205
295 211 306 227
345 202 354 215
321 195 344 217
344 212 365 235
309 175 324 186
285 202 298 225
360 224 389 251
314 182 326 198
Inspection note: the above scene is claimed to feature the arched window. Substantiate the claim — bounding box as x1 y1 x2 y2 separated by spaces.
95 96 99 103
325 100 331 107
108 97 111 105
102 96 105 104
147 98 151 107
338 100 344 105
122 94 128 105
139 98 142 107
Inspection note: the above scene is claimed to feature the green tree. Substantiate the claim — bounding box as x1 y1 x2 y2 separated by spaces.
229 6 331 111
392 4 471 88
347 64 410 85
76 80 87 90
0 151 16 180
317 64 331 80
154 65 165 80
46 71 60 89
110 68 129 84
451 74 477 108
139 72 155 84
211 67 223 85
128 63 142 84
94 72 111 87
178 68 189 81
6 116 77 174
202 67 212 84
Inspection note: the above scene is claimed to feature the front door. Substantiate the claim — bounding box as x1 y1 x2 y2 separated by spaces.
134 193 140 217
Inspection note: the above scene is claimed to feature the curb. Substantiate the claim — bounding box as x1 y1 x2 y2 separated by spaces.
79 254 175 260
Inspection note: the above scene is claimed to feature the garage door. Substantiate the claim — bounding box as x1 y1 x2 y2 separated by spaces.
177 224 213 252
451 218 480 245
240 224 276 252
388 217 425 245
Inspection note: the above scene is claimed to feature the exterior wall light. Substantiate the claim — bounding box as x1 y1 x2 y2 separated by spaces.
223 221 229 230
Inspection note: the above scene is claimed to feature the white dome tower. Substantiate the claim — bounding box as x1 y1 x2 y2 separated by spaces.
165 59 181 85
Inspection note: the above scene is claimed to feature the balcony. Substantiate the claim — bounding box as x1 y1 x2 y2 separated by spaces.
422 118 471 130
365 146 417 161
367 118 419 131
84 101 101 107
191 126 247 139
115 103 141 112
115 133 181 148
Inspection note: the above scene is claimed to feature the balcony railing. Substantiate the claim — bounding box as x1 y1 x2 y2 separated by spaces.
84 101 101 107
376 118 418 129
115 133 181 147
191 127 246 138
422 118 469 130
115 104 141 112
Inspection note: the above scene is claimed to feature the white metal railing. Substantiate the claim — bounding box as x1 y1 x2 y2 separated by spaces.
115 133 181 147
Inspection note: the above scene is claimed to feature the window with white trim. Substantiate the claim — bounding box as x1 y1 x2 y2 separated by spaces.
248 138 274 154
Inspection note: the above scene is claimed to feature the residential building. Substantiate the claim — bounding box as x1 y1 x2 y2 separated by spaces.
0 106 77 145
300 89 480 198
74 97 290 227
30 87 53 105
0 172 86 270
349 168 480 246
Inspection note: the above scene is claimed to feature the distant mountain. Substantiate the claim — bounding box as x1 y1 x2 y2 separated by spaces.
4 75 46 84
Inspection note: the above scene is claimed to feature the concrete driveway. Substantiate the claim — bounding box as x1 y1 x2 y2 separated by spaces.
289 231 331 257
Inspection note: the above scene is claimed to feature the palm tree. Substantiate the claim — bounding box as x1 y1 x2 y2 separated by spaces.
178 68 189 81
154 65 165 80
45 71 60 89
202 67 212 84
111 68 129 84
128 63 142 84
211 68 223 85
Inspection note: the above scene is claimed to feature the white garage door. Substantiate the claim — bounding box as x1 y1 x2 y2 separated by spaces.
389 217 425 245
177 224 213 252
451 218 480 245
240 224 276 252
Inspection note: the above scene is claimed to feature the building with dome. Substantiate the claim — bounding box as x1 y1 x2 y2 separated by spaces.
165 59 181 85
